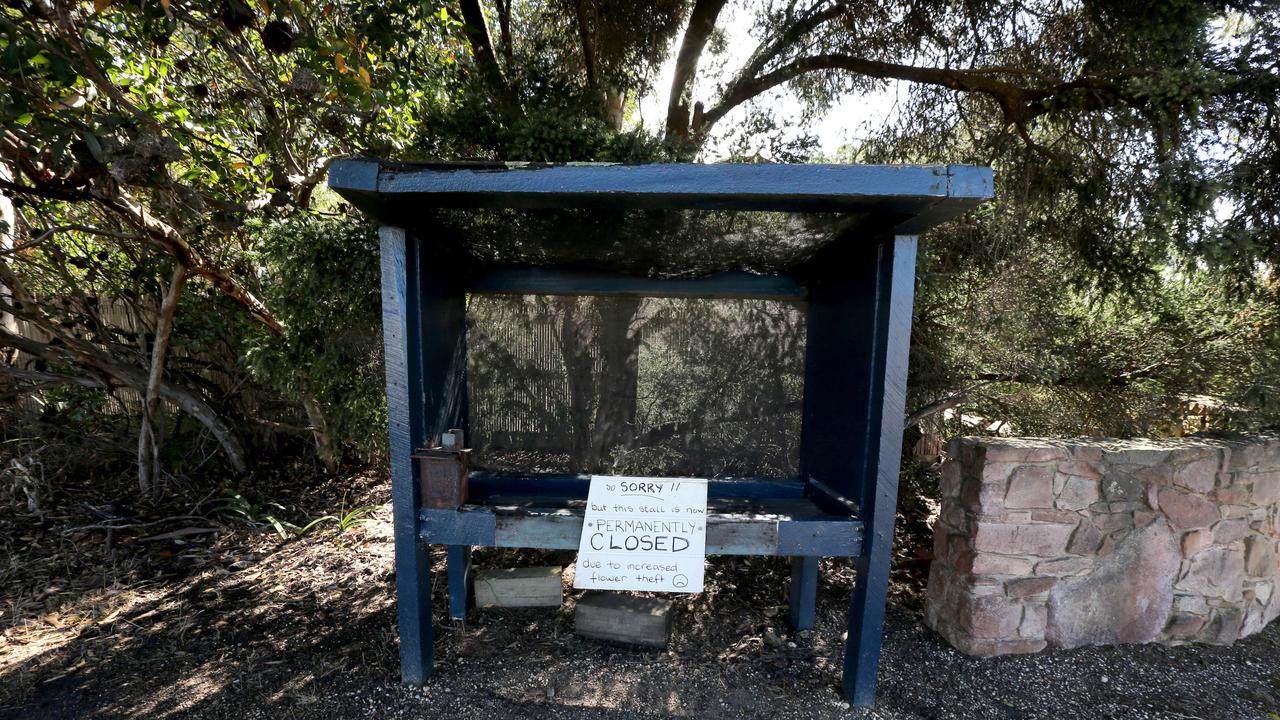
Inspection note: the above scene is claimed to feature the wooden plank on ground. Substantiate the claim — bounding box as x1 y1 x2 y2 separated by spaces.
474 566 563 609
575 592 673 648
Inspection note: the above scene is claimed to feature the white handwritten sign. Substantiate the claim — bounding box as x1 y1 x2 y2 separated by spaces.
574 476 708 593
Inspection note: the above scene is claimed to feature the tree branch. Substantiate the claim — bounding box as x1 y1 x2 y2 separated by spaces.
664 0 727 139
459 0 512 106
93 188 283 334
0 324 248 474
572 0 599 89
700 53 1132 139
138 262 187 496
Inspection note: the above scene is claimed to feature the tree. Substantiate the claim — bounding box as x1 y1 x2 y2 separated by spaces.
0 0 459 494
434 0 1279 456
3 0 1277 497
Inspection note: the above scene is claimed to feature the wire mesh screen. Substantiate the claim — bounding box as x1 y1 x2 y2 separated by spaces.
467 295 806 478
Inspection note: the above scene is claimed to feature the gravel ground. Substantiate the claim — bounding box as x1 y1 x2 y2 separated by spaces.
2 490 1277 720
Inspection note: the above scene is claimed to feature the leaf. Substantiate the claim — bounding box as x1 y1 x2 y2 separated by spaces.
15 113 33 125
357 66 371 91
93 0 111 11
335 53 347 74
80 131 104 162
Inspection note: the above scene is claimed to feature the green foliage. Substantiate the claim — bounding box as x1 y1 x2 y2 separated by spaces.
214 487 375 538
213 489 297 539
244 217 386 464
908 207 1280 439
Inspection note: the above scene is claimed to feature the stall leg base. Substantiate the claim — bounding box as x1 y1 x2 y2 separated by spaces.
788 556 819 631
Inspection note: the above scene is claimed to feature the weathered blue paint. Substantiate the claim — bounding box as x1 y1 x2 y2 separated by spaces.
777 518 860 555
468 471 806 500
447 545 471 621
338 161 992 707
379 226 432 684
471 267 807 300
789 556 820 631
842 235 918 707
421 507 496 545
331 160 991 218
417 499 863 557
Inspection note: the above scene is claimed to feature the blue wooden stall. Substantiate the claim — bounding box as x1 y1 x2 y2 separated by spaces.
328 160 992 707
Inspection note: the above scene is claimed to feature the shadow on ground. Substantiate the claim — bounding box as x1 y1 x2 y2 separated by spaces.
2 498 1279 720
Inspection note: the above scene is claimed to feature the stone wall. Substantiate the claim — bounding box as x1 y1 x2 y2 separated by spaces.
925 436 1280 656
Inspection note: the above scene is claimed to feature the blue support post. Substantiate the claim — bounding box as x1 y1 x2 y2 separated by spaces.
843 235 917 707
799 231 918 708
380 226 432 684
447 545 472 621
788 556 819 631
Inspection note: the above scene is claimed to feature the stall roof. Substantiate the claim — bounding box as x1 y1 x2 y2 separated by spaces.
328 160 993 279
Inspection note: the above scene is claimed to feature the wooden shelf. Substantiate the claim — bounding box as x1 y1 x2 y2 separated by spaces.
418 493 862 557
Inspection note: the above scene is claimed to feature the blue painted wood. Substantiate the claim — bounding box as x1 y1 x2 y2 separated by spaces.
842 235 918 707
340 161 990 707
379 225 433 684
468 471 806 500
807 477 861 516
788 556 819 631
777 519 861 556
470 267 807 300
799 233 885 515
329 160 993 216
447 545 471 621
417 498 862 557
422 507 497 545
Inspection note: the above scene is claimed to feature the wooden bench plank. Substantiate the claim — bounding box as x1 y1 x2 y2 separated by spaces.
418 498 862 557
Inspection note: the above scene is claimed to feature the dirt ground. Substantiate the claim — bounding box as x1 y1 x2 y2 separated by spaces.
2 473 1279 720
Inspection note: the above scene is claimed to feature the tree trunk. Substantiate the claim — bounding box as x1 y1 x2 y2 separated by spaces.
588 297 642 470
302 392 338 473
0 162 18 366
138 262 187 498
664 0 727 141
558 297 596 472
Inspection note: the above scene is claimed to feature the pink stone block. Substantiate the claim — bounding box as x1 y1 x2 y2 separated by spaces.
1005 466 1056 509
1006 576 1056 598
1178 546 1246 603
1253 471 1280 505
1214 486 1251 505
1073 446 1104 464
1164 613 1207 639
973 523 1075 557
1067 520 1104 555
1019 604 1048 638
1057 460 1103 479
983 443 1068 464
1056 475 1100 511
970 553 1035 576
958 594 1024 639
1159 486 1221 530
1213 518 1250 545
1045 519 1180 648
949 635 1048 657
1245 536 1279 577
940 460 962 497
1031 509 1081 525
1035 556 1093 577
1181 529 1213 558
1172 456 1219 493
